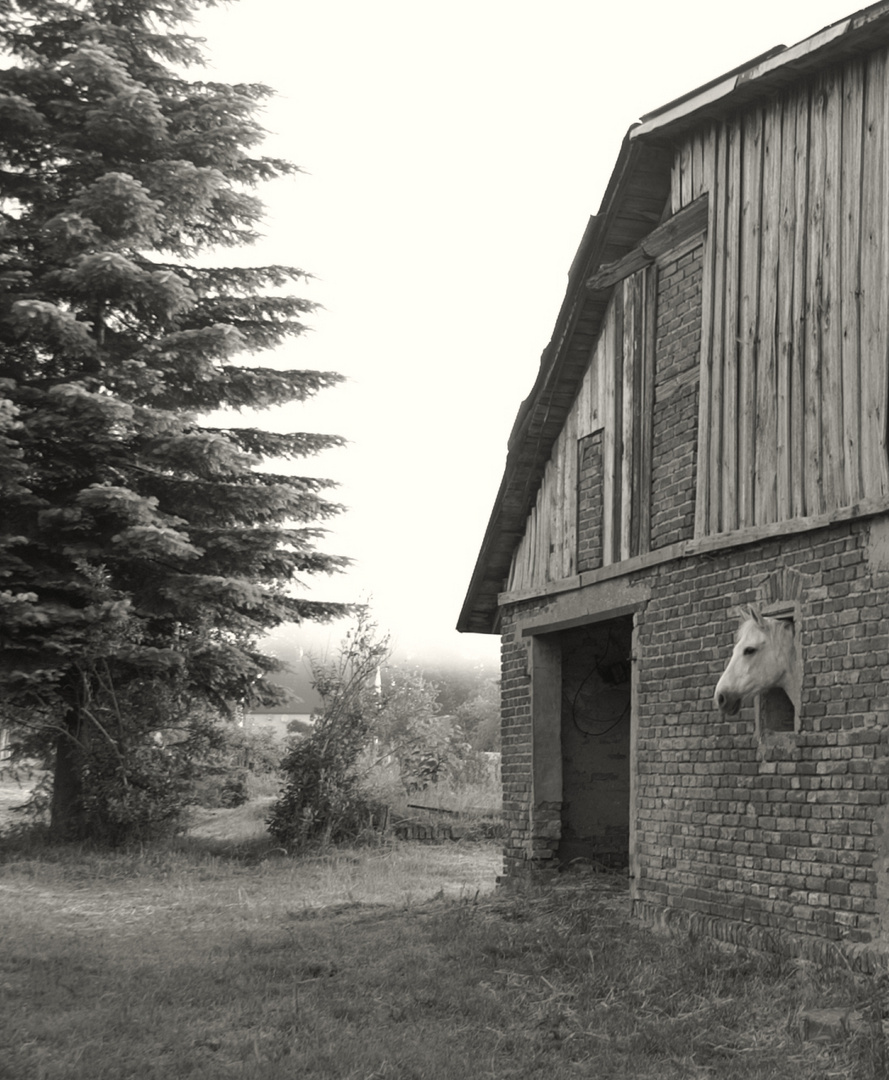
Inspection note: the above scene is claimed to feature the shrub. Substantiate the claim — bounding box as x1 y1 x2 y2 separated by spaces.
267 613 387 850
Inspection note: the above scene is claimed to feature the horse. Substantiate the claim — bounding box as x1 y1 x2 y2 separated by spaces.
714 606 799 717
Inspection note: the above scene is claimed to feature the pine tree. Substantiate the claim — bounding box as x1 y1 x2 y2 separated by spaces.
0 0 351 838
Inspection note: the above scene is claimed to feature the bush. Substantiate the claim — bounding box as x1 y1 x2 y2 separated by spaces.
267 613 388 851
266 720 383 849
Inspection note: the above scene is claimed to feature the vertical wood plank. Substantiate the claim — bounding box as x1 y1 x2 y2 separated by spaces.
630 271 645 555
692 131 706 200
538 479 548 584
708 123 729 534
590 335 601 433
777 89 798 522
806 74 827 517
638 264 657 555
577 360 591 439
687 138 699 207
602 300 617 565
671 151 682 216
791 84 810 518
820 65 845 510
859 50 885 498
756 102 780 524
611 288 625 565
841 58 864 506
881 50 889 496
695 124 716 538
548 461 560 583
738 108 764 528
621 277 636 560
563 406 578 579
520 512 531 591
546 450 561 584
722 119 742 532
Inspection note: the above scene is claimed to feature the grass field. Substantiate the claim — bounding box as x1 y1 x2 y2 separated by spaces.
2 794 887 1079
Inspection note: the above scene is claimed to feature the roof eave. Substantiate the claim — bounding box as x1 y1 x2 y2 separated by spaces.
632 1 889 143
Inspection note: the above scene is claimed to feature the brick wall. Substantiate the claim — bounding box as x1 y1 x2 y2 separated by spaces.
500 515 889 956
501 616 535 869
577 429 604 573
650 246 702 549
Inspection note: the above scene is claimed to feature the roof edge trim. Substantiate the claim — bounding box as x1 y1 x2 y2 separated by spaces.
629 7 880 140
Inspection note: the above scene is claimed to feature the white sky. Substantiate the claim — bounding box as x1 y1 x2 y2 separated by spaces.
193 0 859 666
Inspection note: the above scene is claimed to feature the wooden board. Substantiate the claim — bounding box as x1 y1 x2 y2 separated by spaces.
840 58 864 506
738 108 764 529
756 102 780 524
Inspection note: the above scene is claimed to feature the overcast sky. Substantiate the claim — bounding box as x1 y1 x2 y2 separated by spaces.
193 0 859 667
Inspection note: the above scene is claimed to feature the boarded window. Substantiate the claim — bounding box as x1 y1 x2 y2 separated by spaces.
650 245 703 549
577 429 604 573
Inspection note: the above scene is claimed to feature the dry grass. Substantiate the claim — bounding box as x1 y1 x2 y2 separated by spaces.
2 797 888 1079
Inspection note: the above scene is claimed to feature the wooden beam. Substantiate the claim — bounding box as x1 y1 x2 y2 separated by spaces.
499 495 889 608
586 195 709 290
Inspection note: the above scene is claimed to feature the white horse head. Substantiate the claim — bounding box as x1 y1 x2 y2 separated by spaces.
714 606 798 716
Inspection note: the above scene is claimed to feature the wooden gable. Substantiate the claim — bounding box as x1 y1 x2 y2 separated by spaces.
458 2 889 636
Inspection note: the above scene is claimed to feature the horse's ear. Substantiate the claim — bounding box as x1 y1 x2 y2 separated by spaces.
736 603 763 625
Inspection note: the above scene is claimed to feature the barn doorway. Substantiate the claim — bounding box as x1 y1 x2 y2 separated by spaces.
557 615 633 869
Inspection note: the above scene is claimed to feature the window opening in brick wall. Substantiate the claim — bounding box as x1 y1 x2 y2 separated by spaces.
755 601 801 737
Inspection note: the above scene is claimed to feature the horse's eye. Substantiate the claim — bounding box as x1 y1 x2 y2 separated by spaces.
743 646 757 656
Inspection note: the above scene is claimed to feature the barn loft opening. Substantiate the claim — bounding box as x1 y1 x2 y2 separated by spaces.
557 615 633 869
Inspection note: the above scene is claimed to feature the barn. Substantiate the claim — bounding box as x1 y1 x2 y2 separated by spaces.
458 3 889 968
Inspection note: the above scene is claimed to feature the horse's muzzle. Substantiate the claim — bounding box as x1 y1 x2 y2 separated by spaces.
715 690 741 716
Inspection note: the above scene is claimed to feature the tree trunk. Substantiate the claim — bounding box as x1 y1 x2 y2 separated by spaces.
49 707 87 839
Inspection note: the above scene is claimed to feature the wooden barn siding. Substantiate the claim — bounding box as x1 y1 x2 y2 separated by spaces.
506 254 691 594
507 51 889 598
689 52 889 536
506 275 645 593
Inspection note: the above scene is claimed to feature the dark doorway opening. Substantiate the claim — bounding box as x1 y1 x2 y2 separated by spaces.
557 615 633 869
